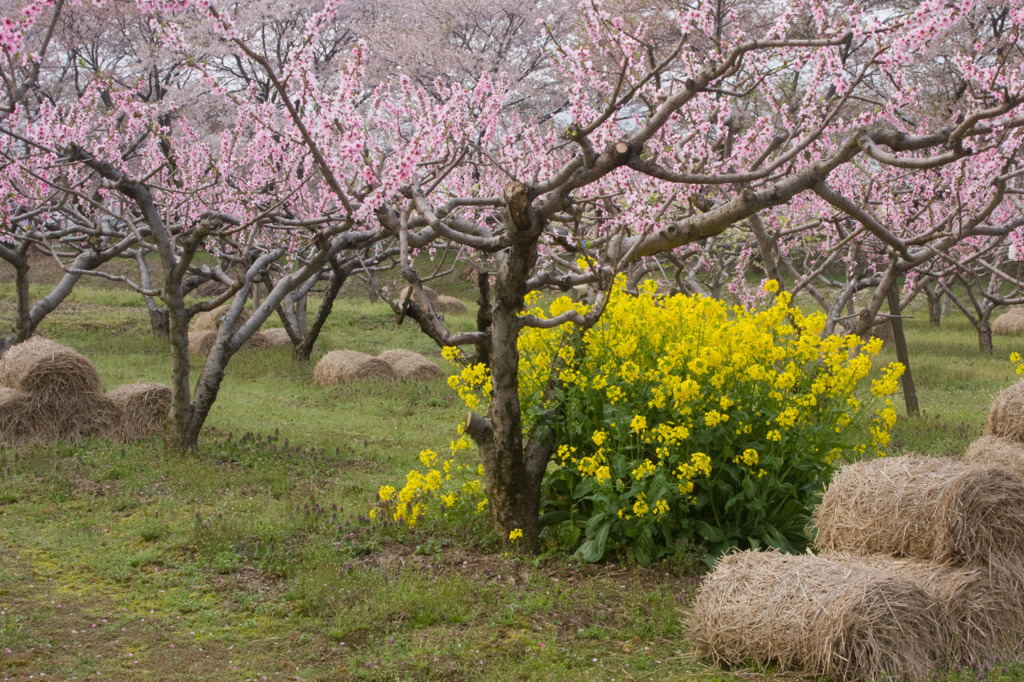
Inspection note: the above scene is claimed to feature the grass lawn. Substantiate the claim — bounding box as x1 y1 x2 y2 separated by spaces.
2 275 1024 681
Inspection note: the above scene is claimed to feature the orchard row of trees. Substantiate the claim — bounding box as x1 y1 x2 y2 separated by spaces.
1 0 1023 548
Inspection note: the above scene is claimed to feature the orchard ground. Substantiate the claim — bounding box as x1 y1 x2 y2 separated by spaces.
2 272 1024 681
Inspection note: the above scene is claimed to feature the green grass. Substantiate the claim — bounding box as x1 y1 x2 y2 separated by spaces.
1 275 1024 681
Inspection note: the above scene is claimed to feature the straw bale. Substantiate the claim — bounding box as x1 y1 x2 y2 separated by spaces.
813 456 1024 567
313 350 396 386
377 349 446 381
188 331 217 355
190 305 251 332
986 380 1024 442
395 285 439 312
245 331 270 351
0 337 103 396
688 550 943 681
435 295 469 315
964 434 1024 479
992 309 1024 336
106 382 171 441
0 389 120 446
188 330 270 355
0 387 34 445
845 553 1024 664
261 328 294 349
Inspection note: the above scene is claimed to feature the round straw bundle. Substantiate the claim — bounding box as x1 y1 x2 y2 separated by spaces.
813 456 1024 567
313 350 396 386
0 337 103 396
689 550 942 681
377 349 446 381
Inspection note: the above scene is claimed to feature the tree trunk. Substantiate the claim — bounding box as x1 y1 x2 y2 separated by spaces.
1 254 32 355
484 297 544 553
294 263 346 362
887 284 919 417
162 269 197 451
923 285 942 327
472 181 550 553
978 320 994 355
137 251 170 338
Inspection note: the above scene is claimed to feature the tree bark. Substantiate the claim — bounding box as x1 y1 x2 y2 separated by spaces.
923 284 942 326
978 314 994 355
294 261 346 362
474 181 549 553
886 284 919 417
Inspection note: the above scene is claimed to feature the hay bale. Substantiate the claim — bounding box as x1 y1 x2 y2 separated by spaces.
261 328 294 349
313 350 396 386
245 331 270 351
813 456 1024 567
55 393 122 442
377 349 446 381
986 380 1024 442
0 389 120 446
395 285 439 312
188 330 217 356
846 553 1024 664
0 387 34 445
688 550 943 681
188 330 270 355
106 382 171 441
190 305 251 332
435 295 469 315
0 337 103 396
964 434 1024 479
992 309 1024 336
193 279 229 298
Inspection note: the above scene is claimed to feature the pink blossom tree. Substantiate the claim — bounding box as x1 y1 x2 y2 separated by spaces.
4 0 1024 551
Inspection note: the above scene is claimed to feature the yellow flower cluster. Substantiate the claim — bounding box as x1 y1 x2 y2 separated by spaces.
528 275 904 562
370 429 488 529
445 357 491 411
1011 352 1024 376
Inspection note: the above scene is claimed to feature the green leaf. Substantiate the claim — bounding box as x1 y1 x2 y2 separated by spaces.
539 510 571 527
584 512 607 535
694 520 725 543
575 520 611 563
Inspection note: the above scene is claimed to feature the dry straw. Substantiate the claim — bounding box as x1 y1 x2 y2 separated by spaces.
964 434 1024 478
261 328 294 348
188 330 270 355
0 336 103 397
435 295 469 315
0 337 121 445
395 285 439 312
992 309 1024 336
985 380 1024 442
377 349 446 381
313 350 396 386
190 305 252 332
830 553 1024 665
0 391 120 445
813 456 1024 568
688 550 943 681
0 387 33 445
107 382 172 441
